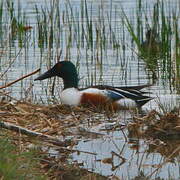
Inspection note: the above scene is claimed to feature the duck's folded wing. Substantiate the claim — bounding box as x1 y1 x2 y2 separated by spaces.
81 84 152 91
80 85 153 107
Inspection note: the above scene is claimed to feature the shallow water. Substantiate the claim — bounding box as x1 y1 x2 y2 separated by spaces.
71 111 180 179
0 0 180 179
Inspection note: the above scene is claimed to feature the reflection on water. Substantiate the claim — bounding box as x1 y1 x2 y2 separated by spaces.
0 0 179 179
72 110 180 179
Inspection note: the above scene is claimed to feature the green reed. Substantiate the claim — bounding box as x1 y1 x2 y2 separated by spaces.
35 5 47 49
172 10 180 91
6 0 29 44
122 0 179 87
35 0 121 51
0 1 3 41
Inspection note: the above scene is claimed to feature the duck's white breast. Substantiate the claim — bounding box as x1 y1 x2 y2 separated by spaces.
60 88 82 105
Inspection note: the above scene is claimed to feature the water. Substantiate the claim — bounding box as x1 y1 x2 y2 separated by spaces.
0 0 179 179
71 114 180 179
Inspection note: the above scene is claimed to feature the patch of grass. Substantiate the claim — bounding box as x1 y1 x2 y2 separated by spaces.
0 134 46 179
46 164 107 180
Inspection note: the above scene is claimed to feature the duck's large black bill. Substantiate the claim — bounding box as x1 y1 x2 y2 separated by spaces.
34 69 54 81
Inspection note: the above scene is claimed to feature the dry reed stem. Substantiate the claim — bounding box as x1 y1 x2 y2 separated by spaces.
0 121 68 146
0 68 40 89
147 145 180 178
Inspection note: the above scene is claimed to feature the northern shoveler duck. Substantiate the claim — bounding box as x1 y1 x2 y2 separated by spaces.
34 61 153 110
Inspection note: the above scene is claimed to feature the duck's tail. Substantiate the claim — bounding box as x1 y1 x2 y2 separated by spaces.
111 85 154 107
135 96 154 107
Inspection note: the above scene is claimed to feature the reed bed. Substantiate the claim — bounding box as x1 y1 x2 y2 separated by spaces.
123 0 180 83
0 0 179 93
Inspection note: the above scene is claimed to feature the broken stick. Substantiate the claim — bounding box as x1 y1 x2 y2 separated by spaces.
0 68 40 89
0 121 69 146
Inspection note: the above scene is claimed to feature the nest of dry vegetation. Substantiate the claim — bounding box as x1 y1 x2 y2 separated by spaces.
0 100 106 136
129 109 180 139
128 109 180 161
0 100 109 179
0 99 179 144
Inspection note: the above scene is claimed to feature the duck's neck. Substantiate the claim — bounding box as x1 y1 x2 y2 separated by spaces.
63 77 78 89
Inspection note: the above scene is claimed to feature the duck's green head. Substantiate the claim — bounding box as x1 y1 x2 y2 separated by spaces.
35 61 79 89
